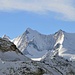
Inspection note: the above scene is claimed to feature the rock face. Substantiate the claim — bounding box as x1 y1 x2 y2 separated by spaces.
0 37 18 52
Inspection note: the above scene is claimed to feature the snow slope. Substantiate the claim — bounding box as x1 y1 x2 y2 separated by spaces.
13 28 75 61
54 30 75 61
59 32 75 61
40 50 75 75
0 59 50 75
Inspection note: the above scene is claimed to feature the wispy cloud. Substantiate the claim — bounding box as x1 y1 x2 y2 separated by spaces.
0 0 75 21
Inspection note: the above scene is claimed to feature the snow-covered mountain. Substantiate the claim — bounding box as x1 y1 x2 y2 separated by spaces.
13 28 55 60
13 28 75 61
1 28 75 75
0 37 49 75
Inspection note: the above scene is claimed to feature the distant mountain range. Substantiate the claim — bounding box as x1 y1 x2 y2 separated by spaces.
0 28 75 75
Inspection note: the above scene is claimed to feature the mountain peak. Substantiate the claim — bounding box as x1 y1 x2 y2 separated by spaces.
25 28 40 35
54 29 65 36
26 28 34 32
25 28 34 34
2 35 10 41
58 29 64 33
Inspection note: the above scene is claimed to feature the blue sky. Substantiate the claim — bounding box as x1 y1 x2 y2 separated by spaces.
0 0 75 39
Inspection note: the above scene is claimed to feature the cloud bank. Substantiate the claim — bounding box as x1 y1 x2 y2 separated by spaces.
0 0 75 21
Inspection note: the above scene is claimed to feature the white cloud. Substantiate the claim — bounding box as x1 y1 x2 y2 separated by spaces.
0 0 75 21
